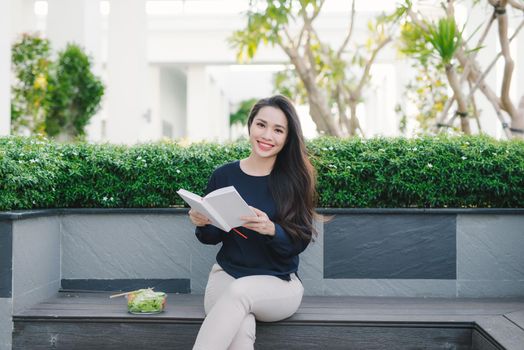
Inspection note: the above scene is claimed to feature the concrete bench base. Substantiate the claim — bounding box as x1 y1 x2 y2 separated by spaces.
12 292 524 350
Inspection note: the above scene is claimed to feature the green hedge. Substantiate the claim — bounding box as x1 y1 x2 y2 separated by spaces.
0 135 523 210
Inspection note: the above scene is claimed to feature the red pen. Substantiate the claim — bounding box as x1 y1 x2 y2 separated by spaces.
232 227 248 239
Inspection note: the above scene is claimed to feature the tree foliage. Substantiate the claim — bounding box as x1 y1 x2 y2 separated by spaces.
10 33 104 140
230 0 402 137
11 33 52 135
229 98 258 126
397 0 524 138
45 44 104 140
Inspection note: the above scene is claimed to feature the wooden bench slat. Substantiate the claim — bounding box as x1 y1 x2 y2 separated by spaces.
13 292 524 326
12 291 524 350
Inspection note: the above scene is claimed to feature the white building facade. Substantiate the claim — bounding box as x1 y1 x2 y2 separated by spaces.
1 0 523 142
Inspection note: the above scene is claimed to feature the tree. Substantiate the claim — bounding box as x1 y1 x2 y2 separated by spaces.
10 34 104 140
398 0 524 138
395 63 450 134
45 44 104 140
230 0 402 137
230 98 258 126
11 33 52 135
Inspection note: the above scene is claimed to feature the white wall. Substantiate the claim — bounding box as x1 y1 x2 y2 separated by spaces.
11 0 37 37
46 0 106 141
105 0 149 144
186 65 229 142
0 0 11 135
208 65 281 105
46 0 101 55
364 63 398 137
158 66 187 139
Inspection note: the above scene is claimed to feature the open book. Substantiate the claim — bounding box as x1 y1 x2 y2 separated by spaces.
177 186 256 232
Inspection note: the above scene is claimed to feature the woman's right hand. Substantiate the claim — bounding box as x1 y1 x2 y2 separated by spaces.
188 209 212 227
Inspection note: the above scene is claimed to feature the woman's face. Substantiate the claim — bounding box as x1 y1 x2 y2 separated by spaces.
249 106 289 160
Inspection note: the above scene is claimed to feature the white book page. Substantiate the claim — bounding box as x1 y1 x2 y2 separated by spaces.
205 186 236 197
177 189 228 231
204 186 255 230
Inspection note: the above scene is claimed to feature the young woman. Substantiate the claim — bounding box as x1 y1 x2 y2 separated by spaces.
189 95 318 350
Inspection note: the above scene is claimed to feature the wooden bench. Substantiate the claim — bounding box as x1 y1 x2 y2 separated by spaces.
12 291 524 349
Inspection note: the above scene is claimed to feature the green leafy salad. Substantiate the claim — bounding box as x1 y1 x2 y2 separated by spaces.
127 288 166 313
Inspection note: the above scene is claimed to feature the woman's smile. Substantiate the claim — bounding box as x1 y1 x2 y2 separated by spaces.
257 140 274 151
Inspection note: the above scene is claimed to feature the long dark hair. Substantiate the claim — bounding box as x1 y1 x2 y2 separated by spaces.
247 95 318 243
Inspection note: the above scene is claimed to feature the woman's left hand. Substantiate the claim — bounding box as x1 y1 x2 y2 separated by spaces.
241 207 276 237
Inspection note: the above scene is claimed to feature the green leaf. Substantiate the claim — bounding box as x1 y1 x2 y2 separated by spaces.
425 17 461 64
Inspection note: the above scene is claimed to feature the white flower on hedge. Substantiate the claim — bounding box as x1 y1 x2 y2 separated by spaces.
110 197 114 201
18 160 23 163
328 164 337 169
103 196 108 201
329 146 334 151
322 147 328 151
176 169 181 174
413 147 418 151
137 156 142 160
465 142 470 145
461 156 467 160
427 163 433 168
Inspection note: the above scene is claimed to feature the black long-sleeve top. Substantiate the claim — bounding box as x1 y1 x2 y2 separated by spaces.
195 161 310 280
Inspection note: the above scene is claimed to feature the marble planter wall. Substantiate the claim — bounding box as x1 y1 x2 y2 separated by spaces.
320 209 524 298
0 215 61 350
1 208 523 350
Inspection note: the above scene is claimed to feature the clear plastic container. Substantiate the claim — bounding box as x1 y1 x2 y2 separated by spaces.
126 289 167 314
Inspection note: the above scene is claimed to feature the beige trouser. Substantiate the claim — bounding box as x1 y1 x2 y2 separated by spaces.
193 263 304 350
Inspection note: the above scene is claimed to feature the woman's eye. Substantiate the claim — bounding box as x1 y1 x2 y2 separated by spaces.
275 129 283 134
257 123 265 127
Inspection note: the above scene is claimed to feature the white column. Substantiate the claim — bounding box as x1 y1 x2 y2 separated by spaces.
46 0 101 57
218 90 230 141
186 65 231 142
395 60 413 135
46 0 104 141
150 66 163 138
11 0 37 38
186 64 209 141
219 91 230 141
106 0 149 144
156 66 187 140
0 0 11 135
208 82 229 142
